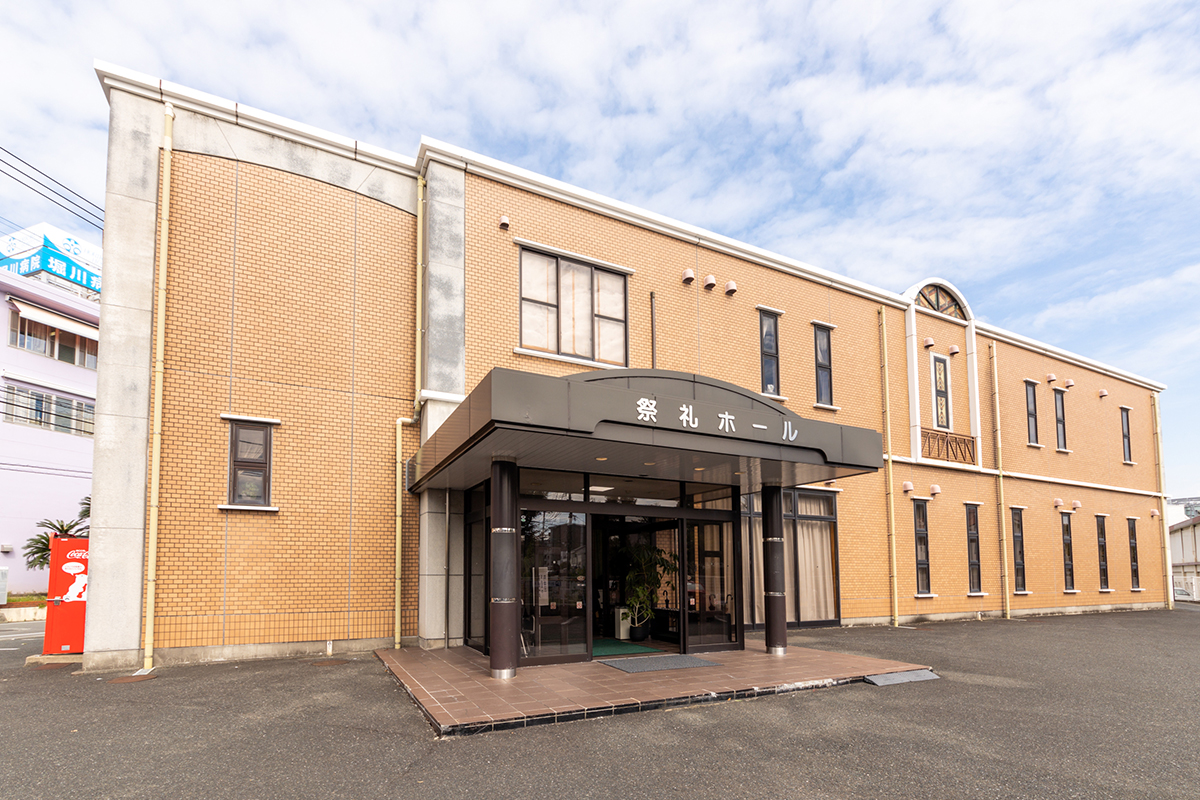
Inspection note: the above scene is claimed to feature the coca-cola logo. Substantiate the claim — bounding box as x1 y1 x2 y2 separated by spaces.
67 550 88 560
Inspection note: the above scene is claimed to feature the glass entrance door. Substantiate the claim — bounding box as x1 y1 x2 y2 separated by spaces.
520 510 589 662
685 520 740 650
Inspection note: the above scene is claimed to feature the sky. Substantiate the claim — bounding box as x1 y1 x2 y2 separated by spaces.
3 0 1199 497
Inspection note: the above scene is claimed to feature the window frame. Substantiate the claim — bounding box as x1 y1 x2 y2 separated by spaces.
227 420 274 507
1096 515 1109 591
2 383 95 436
518 248 628 367
1054 388 1067 450
1025 381 1039 445
1120 407 1132 463
1011 508 1026 592
1061 512 1074 591
760 310 780 396
966 504 981 594
9 309 99 369
814 323 833 406
914 499 931 595
1128 518 1140 590
931 353 951 430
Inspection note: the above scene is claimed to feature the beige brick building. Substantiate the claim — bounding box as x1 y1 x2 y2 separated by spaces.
83 63 1171 673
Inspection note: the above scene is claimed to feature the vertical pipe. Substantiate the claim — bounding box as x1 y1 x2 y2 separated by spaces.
489 459 520 678
650 291 657 370
1152 393 1173 609
413 176 426 417
761 485 786 655
142 102 175 672
879 308 899 627
394 417 415 649
990 343 1011 619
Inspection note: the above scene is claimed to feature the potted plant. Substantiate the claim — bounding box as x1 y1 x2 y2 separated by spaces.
621 541 678 642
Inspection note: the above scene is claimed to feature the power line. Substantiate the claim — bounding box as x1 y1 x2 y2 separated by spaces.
0 162 104 231
0 154 105 226
0 146 104 214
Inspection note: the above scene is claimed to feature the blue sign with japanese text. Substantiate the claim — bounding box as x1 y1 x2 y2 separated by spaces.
0 237 101 292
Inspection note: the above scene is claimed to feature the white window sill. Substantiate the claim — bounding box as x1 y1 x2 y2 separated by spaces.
760 392 788 402
220 413 282 425
914 593 938 599
1099 588 1115 593
1014 591 1032 595
218 504 280 512
512 347 622 370
967 592 988 597
1131 588 1145 592
1064 589 1080 594
1056 448 1073 454
1027 442 1045 449
1123 461 1137 466
812 403 840 412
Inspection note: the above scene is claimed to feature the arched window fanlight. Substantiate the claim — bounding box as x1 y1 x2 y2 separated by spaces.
916 285 967 320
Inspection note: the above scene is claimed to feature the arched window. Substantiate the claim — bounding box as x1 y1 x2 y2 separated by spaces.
916 285 966 320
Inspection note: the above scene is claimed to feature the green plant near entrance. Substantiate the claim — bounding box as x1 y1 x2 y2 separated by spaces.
621 541 679 629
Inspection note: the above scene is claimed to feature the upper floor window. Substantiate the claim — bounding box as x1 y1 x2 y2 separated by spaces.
1054 389 1067 450
1025 381 1038 445
9 309 98 369
814 324 832 406
2 383 94 436
228 421 273 506
760 311 779 395
932 355 950 430
916 285 966 320
1120 407 1132 462
520 250 626 365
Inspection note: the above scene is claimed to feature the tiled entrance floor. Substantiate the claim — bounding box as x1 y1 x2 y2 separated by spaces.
376 645 927 736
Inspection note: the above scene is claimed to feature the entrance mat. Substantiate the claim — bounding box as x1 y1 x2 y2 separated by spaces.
865 668 939 686
591 639 662 657
599 654 719 673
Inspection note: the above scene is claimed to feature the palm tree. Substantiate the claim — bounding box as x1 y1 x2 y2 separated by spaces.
23 518 88 570
78 495 90 533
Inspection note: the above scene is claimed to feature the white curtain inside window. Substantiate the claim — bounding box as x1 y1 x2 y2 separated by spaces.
559 261 592 358
796 519 836 621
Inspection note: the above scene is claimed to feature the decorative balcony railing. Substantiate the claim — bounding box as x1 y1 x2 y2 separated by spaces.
921 428 975 465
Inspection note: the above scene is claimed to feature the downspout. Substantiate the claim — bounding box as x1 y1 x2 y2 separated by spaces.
394 416 415 649
879 307 898 627
143 102 175 671
990 342 1011 620
1152 392 1173 609
413 176 426 418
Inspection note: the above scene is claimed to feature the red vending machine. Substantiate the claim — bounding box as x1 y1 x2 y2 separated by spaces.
43 535 89 655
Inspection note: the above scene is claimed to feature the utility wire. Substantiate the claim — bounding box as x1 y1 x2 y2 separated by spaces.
0 146 104 214
0 162 104 231
0 154 105 225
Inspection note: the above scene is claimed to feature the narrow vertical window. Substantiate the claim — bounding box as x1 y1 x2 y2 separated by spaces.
229 421 272 506
1128 519 1140 589
1054 389 1067 450
1025 381 1038 445
1012 509 1026 592
760 312 779 395
933 355 950 429
814 324 832 406
914 500 930 594
966 505 981 593
1061 512 1074 591
1121 408 1132 462
1096 516 1109 590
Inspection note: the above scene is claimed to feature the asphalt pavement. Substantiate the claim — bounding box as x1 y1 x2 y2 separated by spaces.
1 608 1197 799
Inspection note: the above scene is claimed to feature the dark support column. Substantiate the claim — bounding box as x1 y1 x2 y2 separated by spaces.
761 485 787 655
489 459 520 679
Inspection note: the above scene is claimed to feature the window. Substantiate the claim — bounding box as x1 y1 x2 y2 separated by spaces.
1128 519 1140 589
1061 512 1074 591
932 355 950 429
2 384 94 436
1121 408 1132 462
9 310 98 369
519 250 626 365
1025 381 1038 445
228 421 272 506
1054 389 1067 450
966 505 981 593
1096 516 1109 590
814 324 832 406
760 311 779 395
914 500 931 594
1012 509 1026 592
916 285 966 320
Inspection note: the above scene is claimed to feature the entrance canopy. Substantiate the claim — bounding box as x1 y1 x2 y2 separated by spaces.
408 368 882 493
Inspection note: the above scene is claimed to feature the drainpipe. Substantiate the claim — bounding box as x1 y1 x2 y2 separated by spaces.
142 102 175 671
394 417 415 649
990 342 1011 619
879 308 898 627
413 176 426 419
1152 392 1173 609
